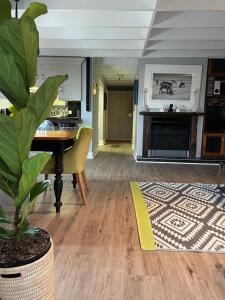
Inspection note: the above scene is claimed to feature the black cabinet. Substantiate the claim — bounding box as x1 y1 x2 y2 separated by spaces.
202 134 225 157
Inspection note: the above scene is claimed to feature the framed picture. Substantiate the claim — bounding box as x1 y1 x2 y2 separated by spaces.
143 64 202 111
152 73 192 101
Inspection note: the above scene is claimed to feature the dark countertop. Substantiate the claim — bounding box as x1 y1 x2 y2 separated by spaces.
48 117 83 124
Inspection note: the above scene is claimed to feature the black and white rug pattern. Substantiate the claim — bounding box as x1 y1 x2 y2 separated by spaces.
139 182 225 252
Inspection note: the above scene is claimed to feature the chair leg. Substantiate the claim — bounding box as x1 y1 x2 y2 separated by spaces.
75 173 87 205
45 174 49 180
81 170 89 192
72 173 77 189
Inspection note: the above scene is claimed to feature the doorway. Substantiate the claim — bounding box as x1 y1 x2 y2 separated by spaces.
107 90 133 141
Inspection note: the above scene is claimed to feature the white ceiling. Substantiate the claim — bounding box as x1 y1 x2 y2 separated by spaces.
12 0 225 58
15 0 155 58
146 0 225 58
97 58 138 87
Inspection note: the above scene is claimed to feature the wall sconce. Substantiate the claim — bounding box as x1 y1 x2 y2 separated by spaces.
92 80 97 96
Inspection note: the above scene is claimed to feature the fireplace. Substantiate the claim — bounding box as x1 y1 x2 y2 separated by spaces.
150 117 190 157
140 111 204 159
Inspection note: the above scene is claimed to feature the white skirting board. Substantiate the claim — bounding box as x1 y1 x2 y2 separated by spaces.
87 148 99 159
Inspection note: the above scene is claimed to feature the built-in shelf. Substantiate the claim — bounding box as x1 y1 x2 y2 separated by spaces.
202 58 225 159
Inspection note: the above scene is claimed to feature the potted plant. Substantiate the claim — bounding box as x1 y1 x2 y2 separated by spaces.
0 1 67 299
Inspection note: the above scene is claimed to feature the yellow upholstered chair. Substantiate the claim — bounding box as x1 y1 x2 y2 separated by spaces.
44 127 93 205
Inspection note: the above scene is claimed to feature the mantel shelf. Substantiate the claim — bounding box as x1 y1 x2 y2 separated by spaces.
140 111 205 117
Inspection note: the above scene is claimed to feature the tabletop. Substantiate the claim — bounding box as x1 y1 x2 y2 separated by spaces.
34 130 77 141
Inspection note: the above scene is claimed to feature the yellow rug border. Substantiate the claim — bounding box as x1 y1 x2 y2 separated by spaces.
130 182 156 250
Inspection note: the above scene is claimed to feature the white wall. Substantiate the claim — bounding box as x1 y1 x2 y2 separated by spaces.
135 57 208 158
81 59 92 127
98 79 105 145
132 104 137 152
92 58 108 155
81 59 95 159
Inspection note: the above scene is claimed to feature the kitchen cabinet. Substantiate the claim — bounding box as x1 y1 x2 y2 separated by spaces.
36 63 59 87
59 63 81 100
36 57 83 101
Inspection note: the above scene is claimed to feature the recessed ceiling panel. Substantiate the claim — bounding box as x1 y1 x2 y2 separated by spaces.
154 11 225 28
39 27 148 40
149 28 225 41
40 39 145 50
40 48 142 57
144 49 225 57
34 10 153 28
158 0 225 11
147 40 225 50
14 0 157 10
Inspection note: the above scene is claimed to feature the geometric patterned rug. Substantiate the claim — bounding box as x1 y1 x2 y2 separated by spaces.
130 182 225 252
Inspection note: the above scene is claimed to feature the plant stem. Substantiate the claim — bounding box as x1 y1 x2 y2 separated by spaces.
13 205 21 239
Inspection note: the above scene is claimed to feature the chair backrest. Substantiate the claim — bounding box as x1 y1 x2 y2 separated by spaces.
63 127 93 173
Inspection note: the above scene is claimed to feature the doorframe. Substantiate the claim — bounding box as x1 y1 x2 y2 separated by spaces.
98 79 105 146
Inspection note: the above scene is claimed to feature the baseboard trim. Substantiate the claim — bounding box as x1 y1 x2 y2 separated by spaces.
87 148 99 159
98 139 105 146
135 156 223 166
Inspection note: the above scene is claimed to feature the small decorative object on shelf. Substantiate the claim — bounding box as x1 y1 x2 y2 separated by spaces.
168 104 174 112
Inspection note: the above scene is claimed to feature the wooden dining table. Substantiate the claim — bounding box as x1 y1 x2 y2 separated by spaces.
31 130 77 213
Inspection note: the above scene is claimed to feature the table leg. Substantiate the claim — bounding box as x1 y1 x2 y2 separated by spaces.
72 173 77 189
54 149 63 213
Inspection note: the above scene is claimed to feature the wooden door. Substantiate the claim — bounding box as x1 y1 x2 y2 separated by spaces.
108 91 133 140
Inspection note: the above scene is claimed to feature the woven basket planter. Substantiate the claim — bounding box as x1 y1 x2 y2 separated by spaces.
0 239 55 300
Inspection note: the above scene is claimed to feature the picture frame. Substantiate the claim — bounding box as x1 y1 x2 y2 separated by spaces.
144 64 202 111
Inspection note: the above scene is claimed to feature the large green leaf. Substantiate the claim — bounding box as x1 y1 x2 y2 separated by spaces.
15 75 68 161
0 114 21 176
23 226 39 236
28 75 68 127
0 47 29 109
0 75 67 179
30 180 51 202
20 17 39 88
0 19 28 88
20 200 36 226
21 2 48 88
0 204 11 224
15 152 51 206
21 2 48 20
0 174 17 198
19 180 51 225
0 0 11 25
0 217 12 224
0 3 48 93
0 226 12 239
0 205 6 219
0 157 17 182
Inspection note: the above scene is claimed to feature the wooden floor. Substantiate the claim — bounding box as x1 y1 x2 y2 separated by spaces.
3 143 225 299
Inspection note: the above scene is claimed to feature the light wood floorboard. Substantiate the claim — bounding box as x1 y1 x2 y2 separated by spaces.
1 143 225 299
